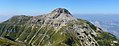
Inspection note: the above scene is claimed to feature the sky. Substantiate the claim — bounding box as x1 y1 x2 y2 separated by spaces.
0 0 119 22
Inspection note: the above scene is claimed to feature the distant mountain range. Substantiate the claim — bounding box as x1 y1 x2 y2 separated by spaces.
0 8 119 46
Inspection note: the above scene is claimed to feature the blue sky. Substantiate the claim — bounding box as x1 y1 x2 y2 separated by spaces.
0 0 119 15
0 0 119 22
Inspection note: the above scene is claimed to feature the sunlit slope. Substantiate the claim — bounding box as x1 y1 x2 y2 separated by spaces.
0 8 119 46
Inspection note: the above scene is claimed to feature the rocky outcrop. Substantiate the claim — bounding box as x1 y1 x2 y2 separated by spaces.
0 8 118 46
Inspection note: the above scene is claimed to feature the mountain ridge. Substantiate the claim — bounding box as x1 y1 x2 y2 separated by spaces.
0 8 119 46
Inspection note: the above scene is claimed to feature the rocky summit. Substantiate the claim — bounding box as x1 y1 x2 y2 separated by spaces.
0 8 119 46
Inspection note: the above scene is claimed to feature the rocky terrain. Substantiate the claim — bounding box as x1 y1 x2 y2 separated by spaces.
0 8 119 46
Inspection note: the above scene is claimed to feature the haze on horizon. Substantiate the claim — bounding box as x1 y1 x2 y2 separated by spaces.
0 0 119 22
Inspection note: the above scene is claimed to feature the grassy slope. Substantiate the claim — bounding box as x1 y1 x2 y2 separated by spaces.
0 18 119 46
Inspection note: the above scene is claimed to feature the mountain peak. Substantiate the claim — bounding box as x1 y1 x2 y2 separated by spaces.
0 8 119 46
49 8 75 20
51 8 71 15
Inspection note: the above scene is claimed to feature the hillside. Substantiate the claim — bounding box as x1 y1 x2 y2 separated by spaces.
0 8 119 46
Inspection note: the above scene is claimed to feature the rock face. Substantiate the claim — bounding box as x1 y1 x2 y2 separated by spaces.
0 8 119 46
